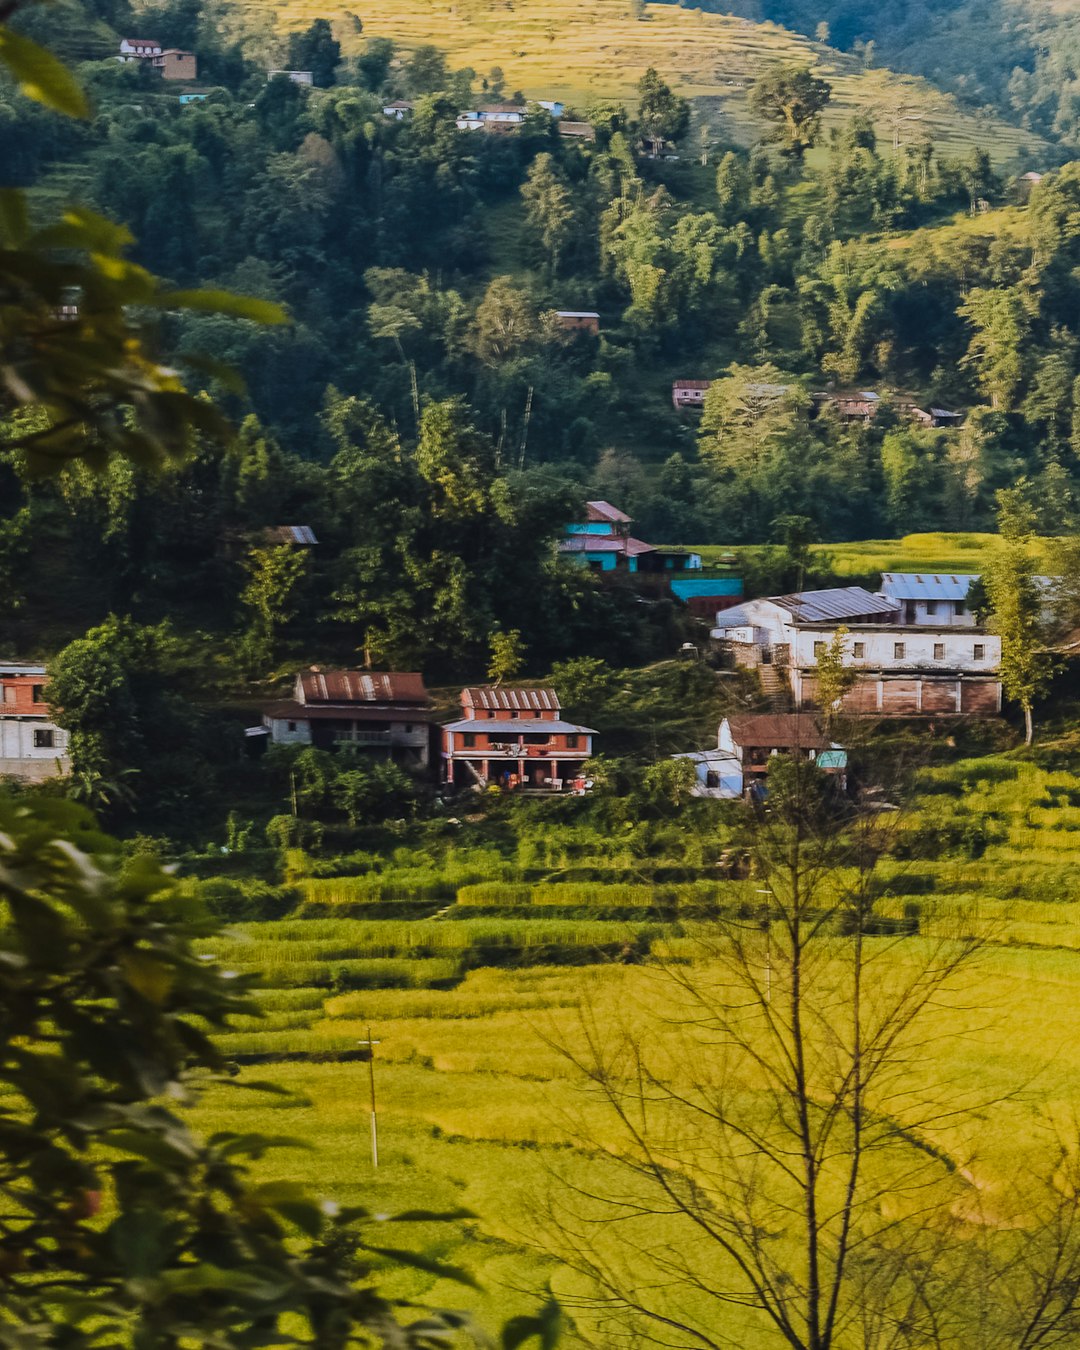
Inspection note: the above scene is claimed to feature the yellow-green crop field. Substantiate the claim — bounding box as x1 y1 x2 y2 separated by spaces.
685 530 1053 578
238 0 1040 160
186 754 1080 1343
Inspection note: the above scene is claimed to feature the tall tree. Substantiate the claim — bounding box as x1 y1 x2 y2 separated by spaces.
636 67 690 144
521 153 575 276
751 65 832 161
983 485 1058 745
287 18 341 87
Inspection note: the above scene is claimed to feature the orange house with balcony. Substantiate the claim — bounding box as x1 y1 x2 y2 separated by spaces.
0 663 70 781
442 687 596 791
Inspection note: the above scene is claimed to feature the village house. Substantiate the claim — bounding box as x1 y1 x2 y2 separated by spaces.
558 500 703 575
534 100 564 117
263 525 318 547
673 713 844 799
558 121 596 141
381 98 413 117
812 390 962 428
118 38 196 78
554 310 600 335
456 103 528 131
270 70 315 85
880 573 979 625
119 37 161 58
441 687 595 792
262 670 434 769
672 379 712 410
712 585 1003 716
0 664 70 782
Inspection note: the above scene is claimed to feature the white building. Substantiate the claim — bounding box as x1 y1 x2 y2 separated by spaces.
0 663 70 782
712 586 1002 717
880 573 979 625
119 37 162 59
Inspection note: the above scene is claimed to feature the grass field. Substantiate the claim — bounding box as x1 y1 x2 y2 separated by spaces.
682 530 1054 579
185 748 1080 1342
237 0 1042 162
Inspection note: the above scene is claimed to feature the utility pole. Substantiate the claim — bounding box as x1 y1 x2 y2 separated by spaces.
357 1029 382 1167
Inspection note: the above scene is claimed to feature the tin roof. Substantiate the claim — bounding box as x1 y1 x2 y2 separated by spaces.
726 714 832 750
773 587 898 623
265 525 318 545
586 500 632 524
880 573 978 602
444 717 595 734
558 536 655 556
673 379 712 390
557 310 600 318
298 671 429 705
461 687 561 712
265 700 432 721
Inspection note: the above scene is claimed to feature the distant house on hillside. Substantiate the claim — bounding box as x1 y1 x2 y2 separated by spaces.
534 100 564 117
118 38 196 79
558 120 596 141
0 663 70 783
673 379 712 410
712 585 1002 717
270 69 314 85
457 103 528 131
263 525 318 547
554 310 600 334
262 670 434 769
672 712 846 799
441 687 596 792
812 389 962 428
880 573 979 626
559 500 702 575
381 98 414 117
119 37 161 59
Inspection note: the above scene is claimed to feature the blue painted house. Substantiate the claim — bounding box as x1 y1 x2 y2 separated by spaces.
559 501 702 574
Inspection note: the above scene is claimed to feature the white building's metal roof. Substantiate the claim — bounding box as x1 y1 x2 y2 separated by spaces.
880 573 978 602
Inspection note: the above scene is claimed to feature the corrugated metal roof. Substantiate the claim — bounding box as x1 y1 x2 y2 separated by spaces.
265 525 318 546
298 671 429 705
880 573 978 602
586 501 631 524
444 717 594 734
461 687 562 712
773 587 898 622
673 380 712 391
726 714 832 750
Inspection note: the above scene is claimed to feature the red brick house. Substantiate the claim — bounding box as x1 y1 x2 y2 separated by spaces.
0 663 70 782
262 670 434 770
554 311 600 335
442 687 596 791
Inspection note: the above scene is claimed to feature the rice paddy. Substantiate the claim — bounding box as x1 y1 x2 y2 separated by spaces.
183 748 1080 1342
241 0 1041 161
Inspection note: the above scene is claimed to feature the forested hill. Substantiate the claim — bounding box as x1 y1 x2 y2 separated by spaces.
7 0 1080 699
680 0 1080 153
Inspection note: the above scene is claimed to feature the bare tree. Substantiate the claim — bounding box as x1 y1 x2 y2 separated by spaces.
538 748 1080 1349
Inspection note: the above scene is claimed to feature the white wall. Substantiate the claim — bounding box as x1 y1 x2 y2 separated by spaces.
265 715 312 745
789 626 1000 672
0 718 70 778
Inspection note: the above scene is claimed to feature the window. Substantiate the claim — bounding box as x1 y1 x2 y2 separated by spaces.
522 733 549 745
404 723 413 733
2 686 14 705
974 643 985 661
955 601 964 616
462 733 477 748
566 734 580 749
933 643 944 660
33 729 54 749
813 641 825 657
510 710 520 719
287 721 297 732
853 642 865 659
926 600 938 616
894 643 906 660
31 685 44 703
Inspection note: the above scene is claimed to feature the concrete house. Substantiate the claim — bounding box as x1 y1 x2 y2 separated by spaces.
270 70 315 86
119 37 162 59
442 687 596 792
559 500 702 575
0 663 70 782
720 714 843 784
672 379 712 410
712 586 1002 716
381 98 414 117
880 573 979 626
262 670 434 769
156 49 197 80
554 310 600 334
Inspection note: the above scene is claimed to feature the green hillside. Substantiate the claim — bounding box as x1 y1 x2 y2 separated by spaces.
230 0 1043 160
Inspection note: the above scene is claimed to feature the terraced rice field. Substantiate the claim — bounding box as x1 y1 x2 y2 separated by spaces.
186 753 1080 1342
241 0 1041 160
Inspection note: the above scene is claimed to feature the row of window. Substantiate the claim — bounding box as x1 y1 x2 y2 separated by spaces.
458 733 581 749
813 641 986 661
1 684 45 704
